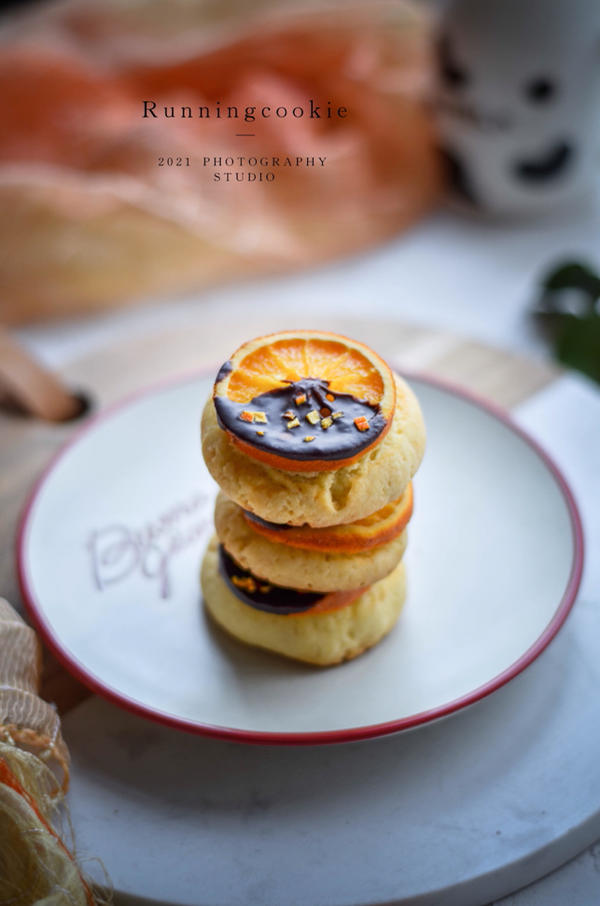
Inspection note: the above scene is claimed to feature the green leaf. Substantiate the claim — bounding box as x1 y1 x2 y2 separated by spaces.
543 261 600 299
555 313 600 384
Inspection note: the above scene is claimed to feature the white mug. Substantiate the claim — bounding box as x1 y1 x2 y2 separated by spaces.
435 0 600 217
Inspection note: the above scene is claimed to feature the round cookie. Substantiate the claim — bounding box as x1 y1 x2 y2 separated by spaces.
201 373 425 527
201 536 407 666
214 492 407 592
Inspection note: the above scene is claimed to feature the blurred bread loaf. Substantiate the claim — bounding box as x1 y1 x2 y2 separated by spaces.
0 0 441 324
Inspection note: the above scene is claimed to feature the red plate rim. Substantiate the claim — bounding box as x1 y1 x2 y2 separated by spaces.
16 368 585 746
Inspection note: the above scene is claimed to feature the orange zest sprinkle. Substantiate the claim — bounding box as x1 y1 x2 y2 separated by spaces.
232 574 258 593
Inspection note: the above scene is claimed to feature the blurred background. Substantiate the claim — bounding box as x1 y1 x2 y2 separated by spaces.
0 0 598 389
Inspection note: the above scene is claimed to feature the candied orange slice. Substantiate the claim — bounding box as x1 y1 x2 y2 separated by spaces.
213 331 396 472
244 483 413 553
297 587 367 615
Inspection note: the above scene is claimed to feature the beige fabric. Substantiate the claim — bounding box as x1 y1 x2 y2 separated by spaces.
0 599 69 794
0 744 96 906
0 599 108 903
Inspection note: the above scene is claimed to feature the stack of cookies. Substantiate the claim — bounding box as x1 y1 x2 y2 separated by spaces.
200 330 426 666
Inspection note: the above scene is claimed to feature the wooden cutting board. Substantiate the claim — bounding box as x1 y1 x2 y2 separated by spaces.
0 315 560 712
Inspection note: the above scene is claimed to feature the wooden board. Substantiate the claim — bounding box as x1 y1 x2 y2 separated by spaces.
0 315 560 712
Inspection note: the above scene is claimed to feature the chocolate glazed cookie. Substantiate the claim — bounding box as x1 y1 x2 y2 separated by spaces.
201 536 407 667
202 373 425 527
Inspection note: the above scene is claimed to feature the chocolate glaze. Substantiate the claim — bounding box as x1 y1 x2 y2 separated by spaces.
218 544 322 614
214 377 386 462
215 359 233 383
244 510 295 531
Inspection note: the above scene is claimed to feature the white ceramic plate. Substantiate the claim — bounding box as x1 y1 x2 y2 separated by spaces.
18 373 583 744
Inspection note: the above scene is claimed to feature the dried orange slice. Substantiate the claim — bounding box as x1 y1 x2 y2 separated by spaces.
213 330 396 472
243 483 413 553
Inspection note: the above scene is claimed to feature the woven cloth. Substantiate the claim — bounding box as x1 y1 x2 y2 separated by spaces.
0 598 105 905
